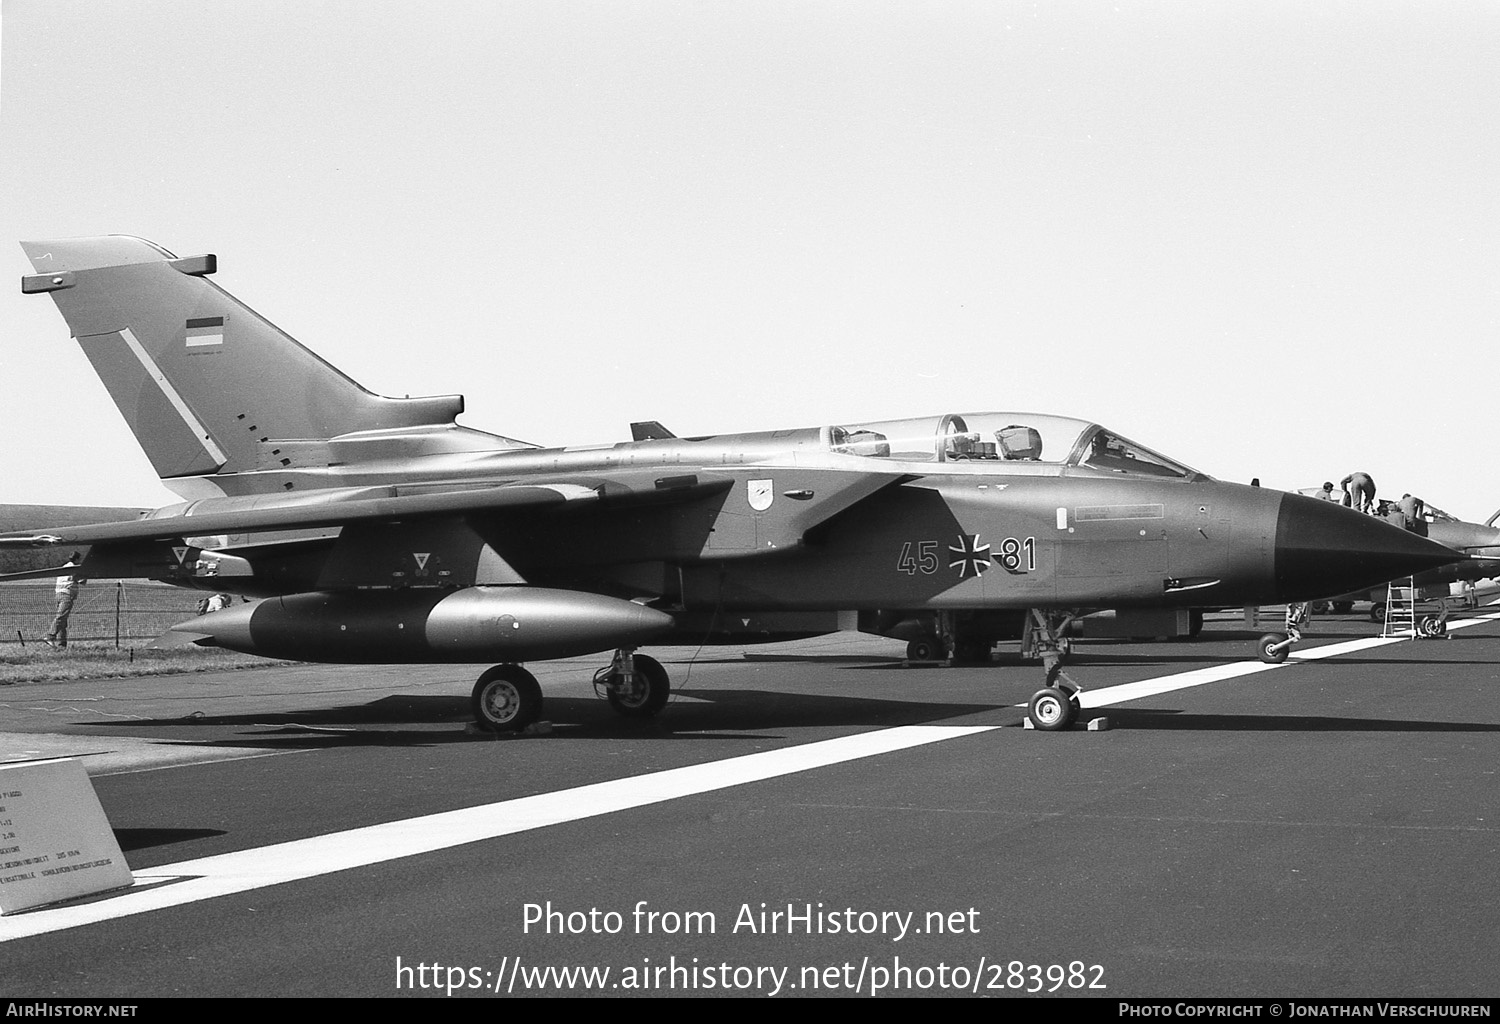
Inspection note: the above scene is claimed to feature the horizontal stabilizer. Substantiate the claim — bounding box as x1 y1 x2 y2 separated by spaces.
0 564 92 583
0 483 602 548
0 471 739 552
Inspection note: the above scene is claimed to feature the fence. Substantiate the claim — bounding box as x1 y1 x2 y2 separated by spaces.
0 581 216 646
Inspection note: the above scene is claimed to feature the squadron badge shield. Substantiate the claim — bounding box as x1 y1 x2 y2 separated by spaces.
748 479 774 511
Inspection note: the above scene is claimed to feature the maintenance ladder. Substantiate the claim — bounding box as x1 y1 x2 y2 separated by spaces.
1381 577 1417 639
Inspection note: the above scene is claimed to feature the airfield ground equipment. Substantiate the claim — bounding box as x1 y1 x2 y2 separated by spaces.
1379 578 1450 639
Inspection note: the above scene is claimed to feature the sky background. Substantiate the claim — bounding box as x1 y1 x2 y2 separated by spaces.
1 1 1496 519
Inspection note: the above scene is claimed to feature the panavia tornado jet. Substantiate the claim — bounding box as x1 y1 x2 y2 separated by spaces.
8 236 1461 731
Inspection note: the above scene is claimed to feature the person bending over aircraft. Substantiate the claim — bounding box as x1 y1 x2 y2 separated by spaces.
1341 472 1376 514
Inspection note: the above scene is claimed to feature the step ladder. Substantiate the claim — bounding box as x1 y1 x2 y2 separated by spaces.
1382 577 1417 638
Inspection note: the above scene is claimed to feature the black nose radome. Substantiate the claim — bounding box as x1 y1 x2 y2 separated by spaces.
1274 494 1463 601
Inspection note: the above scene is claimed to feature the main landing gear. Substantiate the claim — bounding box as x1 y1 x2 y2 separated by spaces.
471 664 543 732
1021 609 1083 731
470 647 671 733
902 611 1012 665
593 649 671 717
905 635 948 662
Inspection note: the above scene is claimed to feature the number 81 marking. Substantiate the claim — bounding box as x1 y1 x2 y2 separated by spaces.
995 537 1036 573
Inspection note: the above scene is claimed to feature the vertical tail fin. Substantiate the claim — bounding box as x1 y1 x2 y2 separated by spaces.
21 236 496 487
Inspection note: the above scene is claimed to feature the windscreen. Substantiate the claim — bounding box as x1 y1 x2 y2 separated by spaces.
1076 427 1200 479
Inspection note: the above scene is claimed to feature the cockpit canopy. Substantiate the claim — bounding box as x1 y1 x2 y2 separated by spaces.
825 412 1205 480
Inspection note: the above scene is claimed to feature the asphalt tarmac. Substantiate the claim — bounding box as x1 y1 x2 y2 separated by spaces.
1 608 1498 999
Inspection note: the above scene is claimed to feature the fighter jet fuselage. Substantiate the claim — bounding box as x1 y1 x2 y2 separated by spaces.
62 415 1442 618
9 235 1463 730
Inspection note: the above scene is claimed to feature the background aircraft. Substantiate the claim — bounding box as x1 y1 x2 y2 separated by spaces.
5 236 1459 731
1402 504 1500 584
1305 501 1500 619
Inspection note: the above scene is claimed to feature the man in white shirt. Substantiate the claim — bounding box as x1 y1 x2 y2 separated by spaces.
44 556 85 648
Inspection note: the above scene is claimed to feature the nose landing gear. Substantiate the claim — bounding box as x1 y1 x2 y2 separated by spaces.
1256 602 1309 664
1022 609 1083 731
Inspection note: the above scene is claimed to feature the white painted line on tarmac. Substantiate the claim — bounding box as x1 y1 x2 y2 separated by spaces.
1066 639 1382 709
1075 609 1500 709
94 747 319 777
1431 608 1500 632
0 724 995 942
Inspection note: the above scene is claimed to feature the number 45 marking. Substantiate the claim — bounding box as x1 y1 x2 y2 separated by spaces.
896 541 939 575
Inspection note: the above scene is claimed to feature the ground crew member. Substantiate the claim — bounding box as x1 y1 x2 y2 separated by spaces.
1341 472 1377 513
1317 481 1336 501
1398 493 1426 534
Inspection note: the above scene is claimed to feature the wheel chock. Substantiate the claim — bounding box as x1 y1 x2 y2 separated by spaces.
466 719 554 738
1023 715 1110 731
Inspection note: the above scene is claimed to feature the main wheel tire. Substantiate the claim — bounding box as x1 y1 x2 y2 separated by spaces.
471 664 542 732
1256 632 1290 664
1419 616 1446 637
1027 687 1077 731
906 636 946 661
606 653 670 718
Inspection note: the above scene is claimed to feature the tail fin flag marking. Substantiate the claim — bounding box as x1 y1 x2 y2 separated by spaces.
184 316 225 347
